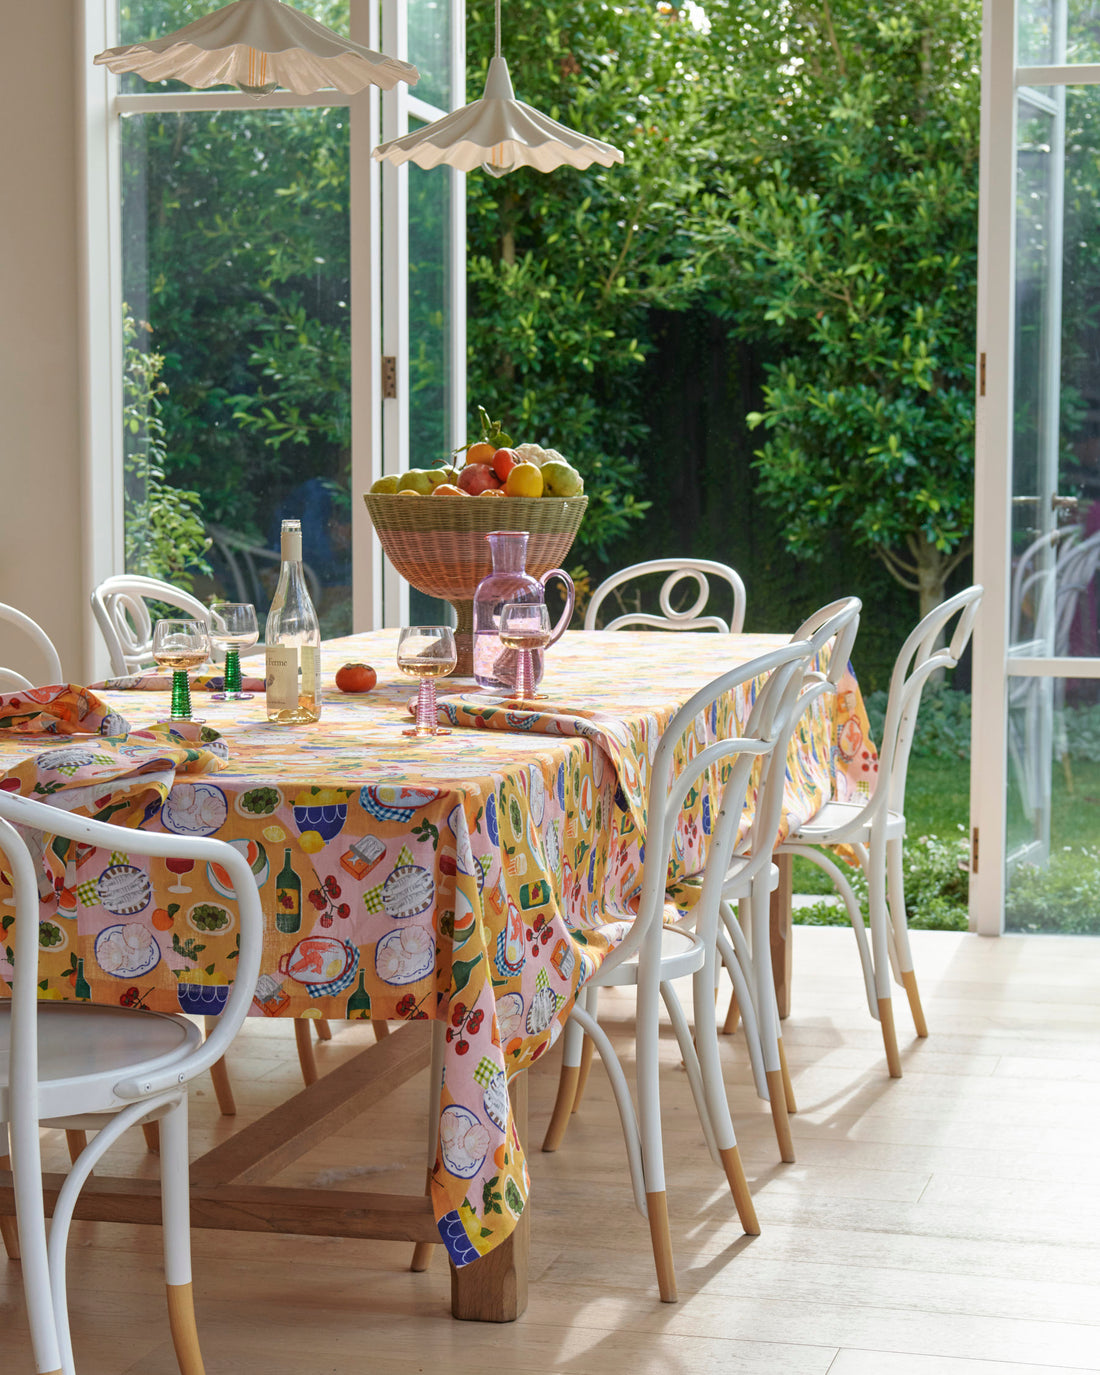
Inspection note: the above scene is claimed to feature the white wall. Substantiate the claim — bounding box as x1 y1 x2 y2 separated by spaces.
0 4 88 681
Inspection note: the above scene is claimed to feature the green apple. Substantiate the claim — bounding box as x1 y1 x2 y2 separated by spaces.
397 468 435 495
370 474 399 494
540 460 584 497
425 465 459 489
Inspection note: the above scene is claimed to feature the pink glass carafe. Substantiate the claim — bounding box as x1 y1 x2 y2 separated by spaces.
473 531 575 691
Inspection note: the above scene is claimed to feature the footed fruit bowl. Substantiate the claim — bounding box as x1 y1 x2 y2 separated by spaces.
362 493 587 676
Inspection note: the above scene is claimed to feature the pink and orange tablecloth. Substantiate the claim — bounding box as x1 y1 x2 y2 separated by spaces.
0 629 876 1266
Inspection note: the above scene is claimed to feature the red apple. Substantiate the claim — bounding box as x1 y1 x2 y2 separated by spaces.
457 463 502 495
492 447 520 483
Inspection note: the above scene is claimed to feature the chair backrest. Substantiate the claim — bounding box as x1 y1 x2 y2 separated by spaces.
0 786 263 1108
0 603 64 691
600 641 809 981
878 585 984 816
584 559 747 634
90 575 209 675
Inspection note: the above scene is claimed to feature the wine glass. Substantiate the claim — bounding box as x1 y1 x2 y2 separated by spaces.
208 601 259 700
396 626 456 736
151 618 210 723
499 601 552 700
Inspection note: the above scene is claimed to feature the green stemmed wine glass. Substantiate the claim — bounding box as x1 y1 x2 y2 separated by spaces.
208 601 259 700
152 618 210 723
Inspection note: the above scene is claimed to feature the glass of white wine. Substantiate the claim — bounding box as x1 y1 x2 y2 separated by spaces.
499 601 552 701
152 618 210 723
208 601 259 701
396 626 456 737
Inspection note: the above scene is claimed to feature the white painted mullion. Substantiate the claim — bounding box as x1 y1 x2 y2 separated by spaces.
351 0 384 630
448 0 467 453
79 0 123 683
971 0 1017 936
1017 62 1100 85
380 0 410 629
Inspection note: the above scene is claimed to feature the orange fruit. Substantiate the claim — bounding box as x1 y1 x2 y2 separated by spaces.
465 441 496 465
152 907 174 930
504 462 544 498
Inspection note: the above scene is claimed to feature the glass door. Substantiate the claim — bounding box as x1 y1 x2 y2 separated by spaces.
973 0 1100 935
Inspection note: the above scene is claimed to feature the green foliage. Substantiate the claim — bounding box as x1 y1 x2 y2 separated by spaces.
463 0 725 556
1006 849 1100 933
122 312 210 587
699 0 982 609
794 830 971 932
863 684 973 762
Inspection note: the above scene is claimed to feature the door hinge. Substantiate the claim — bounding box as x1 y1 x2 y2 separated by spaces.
979 352 986 397
381 356 397 400
971 826 979 874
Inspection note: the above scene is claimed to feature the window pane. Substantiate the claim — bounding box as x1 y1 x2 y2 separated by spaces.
1019 1 1100 64
1005 674 1100 933
407 0 452 110
121 106 352 634
408 151 454 465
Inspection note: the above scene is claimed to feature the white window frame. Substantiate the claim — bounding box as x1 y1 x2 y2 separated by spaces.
972 0 1100 932
79 0 466 655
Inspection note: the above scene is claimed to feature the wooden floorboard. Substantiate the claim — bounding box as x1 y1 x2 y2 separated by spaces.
4 927 1100 1374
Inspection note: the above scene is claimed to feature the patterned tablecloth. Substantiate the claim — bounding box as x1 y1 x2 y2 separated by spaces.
0 629 876 1265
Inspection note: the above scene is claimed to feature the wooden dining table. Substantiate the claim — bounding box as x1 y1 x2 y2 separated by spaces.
0 628 875 1321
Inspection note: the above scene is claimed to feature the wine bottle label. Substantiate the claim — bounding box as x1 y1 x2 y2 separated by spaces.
301 645 320 700
266 646 298 713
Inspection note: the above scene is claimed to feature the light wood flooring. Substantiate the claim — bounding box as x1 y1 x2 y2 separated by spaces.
4 926 1100 1374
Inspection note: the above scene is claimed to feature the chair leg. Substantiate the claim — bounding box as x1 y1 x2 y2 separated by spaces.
718 1145 760 1235
160 1097 205 1375
748 887 795 1162
0 1150 20 1259
722 986 741 1035
878 998 902 1078
314 1018 332 1041
777 1036 797 1113
143 1121 161 1153
887 836 928 1038
208 1058 236 1116
542 1008 587 1152
64 1130 87 1165
294 1017 318 1086
901 970 928 1039
645 1190 677 1302
571 1034 597 1112
373 1018 392 1039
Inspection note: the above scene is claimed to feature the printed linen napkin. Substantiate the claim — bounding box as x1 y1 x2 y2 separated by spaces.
0 684 130 737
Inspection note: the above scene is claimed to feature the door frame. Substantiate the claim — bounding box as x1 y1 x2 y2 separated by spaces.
972 0 1100 933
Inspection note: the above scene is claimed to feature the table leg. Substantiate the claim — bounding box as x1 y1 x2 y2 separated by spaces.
770 852 793 1020
450 1072 529 1322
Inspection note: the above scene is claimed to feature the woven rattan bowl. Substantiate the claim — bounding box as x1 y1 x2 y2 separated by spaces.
363 492 587 675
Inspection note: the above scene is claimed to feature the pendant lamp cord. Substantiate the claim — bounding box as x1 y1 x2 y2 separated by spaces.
495 0 502 58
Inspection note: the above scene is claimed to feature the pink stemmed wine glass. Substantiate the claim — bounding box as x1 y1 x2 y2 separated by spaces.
397 626 456 736
499 602 552 701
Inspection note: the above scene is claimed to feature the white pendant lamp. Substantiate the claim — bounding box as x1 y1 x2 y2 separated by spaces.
94 0 419 96
372 0 623 176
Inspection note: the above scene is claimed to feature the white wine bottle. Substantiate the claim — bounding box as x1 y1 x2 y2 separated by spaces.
265 518 322 724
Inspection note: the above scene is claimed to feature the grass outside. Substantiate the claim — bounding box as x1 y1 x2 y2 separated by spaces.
792 687 1100 934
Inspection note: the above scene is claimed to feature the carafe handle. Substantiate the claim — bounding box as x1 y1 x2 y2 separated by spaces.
539 568 575 645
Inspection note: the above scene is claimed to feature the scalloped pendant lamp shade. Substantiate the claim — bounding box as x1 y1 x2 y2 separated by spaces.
94 0 419 95
373 0 622 175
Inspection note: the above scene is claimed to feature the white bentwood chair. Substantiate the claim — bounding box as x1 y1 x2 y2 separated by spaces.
777 585 983 1077
708 596 862 1162
90 575 210 676
0 789 263 1375
0 604 64 692
585 558 747 633
542 640 810 1302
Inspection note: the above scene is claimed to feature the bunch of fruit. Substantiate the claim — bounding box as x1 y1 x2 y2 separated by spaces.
369 407 584 499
